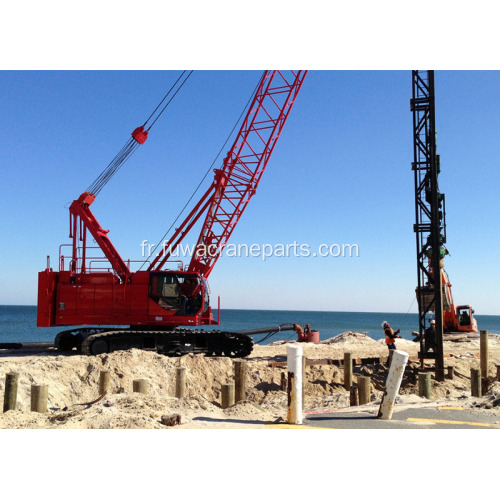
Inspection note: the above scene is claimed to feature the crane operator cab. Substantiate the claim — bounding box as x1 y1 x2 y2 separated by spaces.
149 272 208 316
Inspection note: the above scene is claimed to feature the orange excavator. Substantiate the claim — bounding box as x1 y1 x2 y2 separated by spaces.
416 260 477 337
441 268 477 334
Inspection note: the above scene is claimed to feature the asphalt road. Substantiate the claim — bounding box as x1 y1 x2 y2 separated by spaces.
302 405 500 429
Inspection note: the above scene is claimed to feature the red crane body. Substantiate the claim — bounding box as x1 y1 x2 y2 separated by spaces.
37 71 307 355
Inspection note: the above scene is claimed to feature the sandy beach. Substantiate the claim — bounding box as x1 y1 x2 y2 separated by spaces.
1 332 500 429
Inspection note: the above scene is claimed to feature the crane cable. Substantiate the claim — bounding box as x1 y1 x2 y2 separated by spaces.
139 74 263 271
86 70 193 198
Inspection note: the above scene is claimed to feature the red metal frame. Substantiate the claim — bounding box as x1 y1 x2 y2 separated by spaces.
149 70 307 277
69 192 131 282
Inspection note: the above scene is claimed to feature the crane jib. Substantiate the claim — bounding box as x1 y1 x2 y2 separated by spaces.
188 70 307 277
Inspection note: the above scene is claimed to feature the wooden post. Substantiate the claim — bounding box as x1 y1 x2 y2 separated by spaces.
176 367 186 399
99 371 110 396
31 385 48 413
234 361 246 403
470 368 481 397
3 372 19 412
480 330 489 394
358 376 371 405
387 350 394 367
221 383 235 409
287 344 303 425
496 364 500 381
280 372 287 391
349 385 359 406
344 352 353 390
447 366 454 380
133 379 149 394
378 350 409 420
418 372 432 399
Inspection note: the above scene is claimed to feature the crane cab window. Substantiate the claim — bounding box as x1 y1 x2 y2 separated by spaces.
149 273 181 311
201 276 210 312
149 273 204 315
179 276 203 315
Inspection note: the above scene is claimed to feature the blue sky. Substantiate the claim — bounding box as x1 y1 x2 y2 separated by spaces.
1 70 500 313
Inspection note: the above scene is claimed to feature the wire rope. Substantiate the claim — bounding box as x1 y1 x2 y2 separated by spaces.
85 71 193 197
140 74 262 271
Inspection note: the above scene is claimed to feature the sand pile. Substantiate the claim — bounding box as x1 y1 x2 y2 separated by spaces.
0 349 281 429
321 331 374 344
1 333 500 428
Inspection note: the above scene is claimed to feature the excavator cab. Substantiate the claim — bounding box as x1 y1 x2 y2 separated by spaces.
455 305 478 333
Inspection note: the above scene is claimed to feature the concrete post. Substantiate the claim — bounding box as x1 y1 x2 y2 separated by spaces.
377 350 409 420
287 344 303 425
31 385 48 413
3 372 19 412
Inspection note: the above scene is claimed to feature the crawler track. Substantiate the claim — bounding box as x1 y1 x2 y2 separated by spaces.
56 328 253 358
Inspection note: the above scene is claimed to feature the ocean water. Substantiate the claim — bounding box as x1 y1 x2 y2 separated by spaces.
1 305 499 345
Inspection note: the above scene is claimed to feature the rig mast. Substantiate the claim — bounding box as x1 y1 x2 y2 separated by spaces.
411 70 446 381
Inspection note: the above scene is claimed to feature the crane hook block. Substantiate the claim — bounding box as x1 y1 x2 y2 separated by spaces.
132 126 148 145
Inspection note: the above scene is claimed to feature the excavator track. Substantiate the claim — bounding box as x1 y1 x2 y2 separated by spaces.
79 328 253 358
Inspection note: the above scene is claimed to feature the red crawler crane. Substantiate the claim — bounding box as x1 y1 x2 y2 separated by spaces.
37 70 308 356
